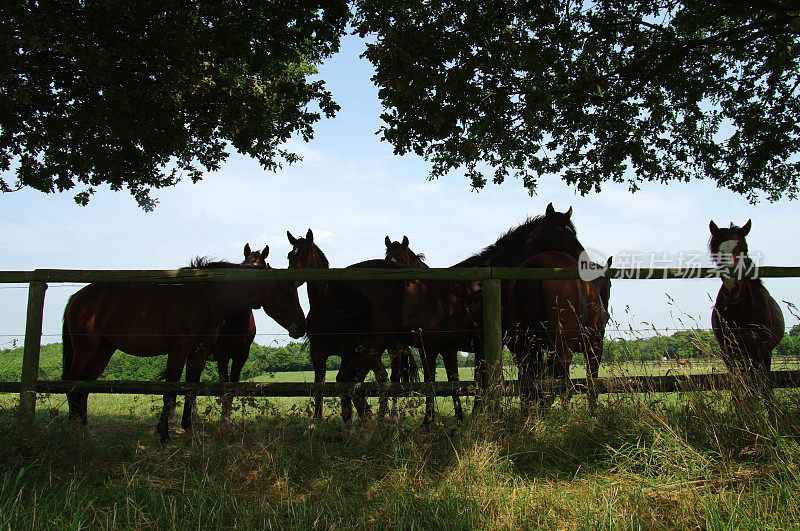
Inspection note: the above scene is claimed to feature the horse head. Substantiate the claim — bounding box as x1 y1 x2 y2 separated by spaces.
242 242 306 338
385 235 426 267
242 243 269 268
537 203 584 260
709 219 753 301
286 229 329 287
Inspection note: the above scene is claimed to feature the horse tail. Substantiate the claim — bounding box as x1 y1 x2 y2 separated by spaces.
61 315 74 380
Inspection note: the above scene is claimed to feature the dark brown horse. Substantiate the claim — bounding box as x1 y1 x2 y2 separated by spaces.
385 235 464 422
287 229 405 423
62 246 306 442
507 252 611 412
709 220 784 398
399 204 587 403
209 244 265 384
208 244 265 420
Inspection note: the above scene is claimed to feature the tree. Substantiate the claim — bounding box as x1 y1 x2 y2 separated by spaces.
1 1 349 210
354 1 800 201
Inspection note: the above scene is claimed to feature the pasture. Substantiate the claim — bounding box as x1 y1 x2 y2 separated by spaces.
2 359 800 529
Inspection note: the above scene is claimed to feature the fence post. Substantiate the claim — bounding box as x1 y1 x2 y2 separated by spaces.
482 277 503 403
20 281 47 424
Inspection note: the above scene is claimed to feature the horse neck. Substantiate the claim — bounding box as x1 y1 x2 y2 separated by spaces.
203 281 265 319
305 248 331 310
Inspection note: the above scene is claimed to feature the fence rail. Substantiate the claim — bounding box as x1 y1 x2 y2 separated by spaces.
5 370 800 398
3 265 800 423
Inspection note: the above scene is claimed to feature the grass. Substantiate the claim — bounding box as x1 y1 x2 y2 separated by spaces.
2 367 800 529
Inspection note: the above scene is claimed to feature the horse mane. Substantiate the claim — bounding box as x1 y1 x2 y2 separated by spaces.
311 244 330 269
456 215 576 266
187 257 252 269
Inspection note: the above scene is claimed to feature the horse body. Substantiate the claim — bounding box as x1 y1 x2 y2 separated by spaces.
507 253 580 408
62 246 305 442
709 220 784 396
399 204 587 402
288 229 404 422
210 311 256 383
386 235 463 421
208 244 267 385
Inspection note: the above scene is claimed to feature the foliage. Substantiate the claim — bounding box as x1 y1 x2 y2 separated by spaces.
354 1 800 201
0 1 349 210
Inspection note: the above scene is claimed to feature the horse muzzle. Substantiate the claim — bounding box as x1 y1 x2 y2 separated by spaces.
288 323 306 339
722 278 741 302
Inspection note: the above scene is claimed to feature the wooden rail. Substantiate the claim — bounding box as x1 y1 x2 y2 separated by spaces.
3 265 800 423
3 370 800 397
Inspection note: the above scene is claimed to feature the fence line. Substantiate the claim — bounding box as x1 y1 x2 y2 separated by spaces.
2 265 800 424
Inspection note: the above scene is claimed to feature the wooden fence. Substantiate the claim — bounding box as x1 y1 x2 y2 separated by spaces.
2 265 800 423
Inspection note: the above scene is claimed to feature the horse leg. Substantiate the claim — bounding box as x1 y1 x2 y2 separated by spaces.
337 356 356 426
347 349 379 423
63 332 104 425
389 345 401 419
421 350 437 424
181 349 208 433
585 337 602 415
754 346 775 408
370 351 390 421
72 340 116 426
157 355 186 443
443 348 463 421
217 353 233 425
516 339 535 417
310 344 326 420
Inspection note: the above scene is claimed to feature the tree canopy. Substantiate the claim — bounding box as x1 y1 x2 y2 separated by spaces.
354 0 800 201
3 1 799 207
0 1 348 210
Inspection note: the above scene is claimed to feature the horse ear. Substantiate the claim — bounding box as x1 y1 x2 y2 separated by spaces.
546 202 555 217
244 243 251 257
385 236 391 248
741 219 752 236
402 235 409 247
306 228 314 243
262 245 269 258
565 206 573 218
709 221 719 235
287 231 297 246
606 256 613 267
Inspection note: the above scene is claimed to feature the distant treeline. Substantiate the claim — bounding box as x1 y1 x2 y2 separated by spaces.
603 324 800 363
0 325 798 381
0 342 328 383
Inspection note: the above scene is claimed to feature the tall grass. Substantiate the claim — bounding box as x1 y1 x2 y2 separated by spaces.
1 376 800 529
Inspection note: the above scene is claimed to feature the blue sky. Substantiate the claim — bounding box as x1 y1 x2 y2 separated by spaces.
1 34 798 350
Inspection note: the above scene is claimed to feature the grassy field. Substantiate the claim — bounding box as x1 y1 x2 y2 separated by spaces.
0 360 799 528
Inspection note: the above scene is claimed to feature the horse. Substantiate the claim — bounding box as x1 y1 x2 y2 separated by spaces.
709 219 784 400
455 203 587 387
506 253 611 413
287 229 405 424
385 235 464 422
62 245 306 442
207 244 263 421
398 203 587 409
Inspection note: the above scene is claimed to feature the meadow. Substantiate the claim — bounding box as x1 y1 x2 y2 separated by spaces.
2 354 800 529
